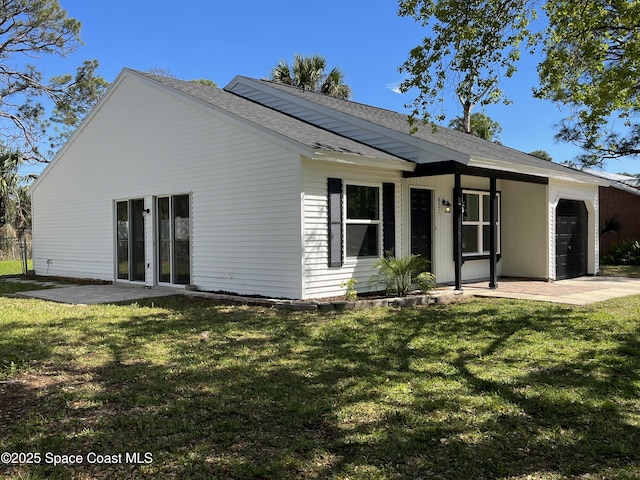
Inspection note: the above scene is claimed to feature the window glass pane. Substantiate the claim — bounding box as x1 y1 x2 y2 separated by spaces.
463 193 479 222
483 225 490 253
483 195 490 221
347 185 379 220
462 225 478 253
346 224 379 257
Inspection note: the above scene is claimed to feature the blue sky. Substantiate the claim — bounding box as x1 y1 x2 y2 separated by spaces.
24 0 639 175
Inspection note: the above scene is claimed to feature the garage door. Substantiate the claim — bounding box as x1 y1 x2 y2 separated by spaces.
556 199 588 280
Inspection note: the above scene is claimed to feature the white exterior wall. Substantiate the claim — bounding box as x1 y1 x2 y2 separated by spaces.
500 181 549 279
32 75 304 298
302 159 402 299
548 179 600 280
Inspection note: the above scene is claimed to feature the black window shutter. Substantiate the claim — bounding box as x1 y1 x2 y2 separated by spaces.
328 178 343 267
383 183 395 255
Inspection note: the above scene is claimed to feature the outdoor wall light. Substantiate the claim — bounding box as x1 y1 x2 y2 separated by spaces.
441 199 452 213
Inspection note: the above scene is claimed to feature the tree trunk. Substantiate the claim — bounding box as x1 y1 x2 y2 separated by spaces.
460 97 473 134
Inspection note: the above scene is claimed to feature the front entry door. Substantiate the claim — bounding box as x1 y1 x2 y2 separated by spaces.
556 199 588 280
116 199 146 282
410 188 432 270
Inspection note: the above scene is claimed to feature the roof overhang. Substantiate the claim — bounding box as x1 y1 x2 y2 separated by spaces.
311 150 416 172
406 157 610 187
405 160 549 184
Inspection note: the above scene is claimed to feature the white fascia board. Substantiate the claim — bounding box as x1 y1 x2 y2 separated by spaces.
226 76 470 165
469 156 610 186
311 151 416 172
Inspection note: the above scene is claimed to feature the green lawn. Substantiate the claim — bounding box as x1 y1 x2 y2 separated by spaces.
600 264 640 278
1 282 640 479
0 259 31 276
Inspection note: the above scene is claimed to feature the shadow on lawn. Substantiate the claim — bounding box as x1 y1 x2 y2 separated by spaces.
2 297 640 479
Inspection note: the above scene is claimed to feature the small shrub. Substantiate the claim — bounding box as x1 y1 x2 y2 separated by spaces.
603 239 640 265
416 271 437 295
369 251 428 297
340 278 358 301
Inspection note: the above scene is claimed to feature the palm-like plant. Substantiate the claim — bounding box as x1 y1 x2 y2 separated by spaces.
269 54 352 99
369 251 429 297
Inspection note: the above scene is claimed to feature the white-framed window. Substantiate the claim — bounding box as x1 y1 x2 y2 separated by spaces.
462 190 500 256
345 183 381 258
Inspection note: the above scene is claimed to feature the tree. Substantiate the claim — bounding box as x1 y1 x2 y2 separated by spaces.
47 60 110 156
0 0 107 163
400 0 640 167
529 150 553 161
0 149 32 234
534 0 640 167
269 54 352 99
398 0 537 133
449 112 503 142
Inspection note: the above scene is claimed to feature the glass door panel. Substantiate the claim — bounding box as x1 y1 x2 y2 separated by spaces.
157 197 171 283
173 194 190 285
116 201 129 280
130 199 146 282
156 194 191 285
116 199 146 282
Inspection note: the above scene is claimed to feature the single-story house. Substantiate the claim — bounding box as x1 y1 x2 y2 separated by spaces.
586 170 640 256
30 68 609 299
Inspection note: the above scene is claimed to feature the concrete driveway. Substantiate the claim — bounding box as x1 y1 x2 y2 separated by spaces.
461 276 640 305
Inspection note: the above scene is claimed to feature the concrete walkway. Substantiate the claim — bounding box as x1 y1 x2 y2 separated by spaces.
461 276 640 305
15 283 178 305
9 276 640 306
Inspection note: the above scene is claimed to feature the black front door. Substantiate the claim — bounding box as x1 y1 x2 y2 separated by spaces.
556 199 588 280
410 188 432 270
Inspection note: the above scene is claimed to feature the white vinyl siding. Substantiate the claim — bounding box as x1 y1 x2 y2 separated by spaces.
500 181 549 279
32 74 303 298
302 159 402 299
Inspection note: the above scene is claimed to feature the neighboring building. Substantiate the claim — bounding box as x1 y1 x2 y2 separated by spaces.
587 170 640 256
30 69 608 299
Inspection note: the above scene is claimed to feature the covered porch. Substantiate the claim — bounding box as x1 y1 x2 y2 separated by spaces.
405 161 557 290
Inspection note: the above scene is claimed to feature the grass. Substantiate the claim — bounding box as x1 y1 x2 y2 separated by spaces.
1 281 640 479
0 259 31 276
600 264 640 278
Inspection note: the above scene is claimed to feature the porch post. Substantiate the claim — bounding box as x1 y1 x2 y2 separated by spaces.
489 177 498 289
454 171 463 290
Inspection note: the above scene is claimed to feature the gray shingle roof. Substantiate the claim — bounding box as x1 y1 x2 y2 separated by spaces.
233 76 599 181
133 70 406 163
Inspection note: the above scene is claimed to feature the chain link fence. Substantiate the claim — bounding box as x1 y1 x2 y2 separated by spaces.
0 232 32 276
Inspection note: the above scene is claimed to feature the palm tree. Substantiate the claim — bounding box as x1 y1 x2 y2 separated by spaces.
269 54 352 99
0 149 32 234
